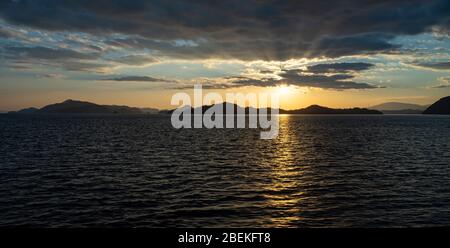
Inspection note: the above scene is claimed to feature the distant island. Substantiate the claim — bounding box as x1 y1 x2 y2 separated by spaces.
161 102 383 115
370 102 428 114
280 105 382 115
9 99 159 114
370 98 450 115
423 96 450 115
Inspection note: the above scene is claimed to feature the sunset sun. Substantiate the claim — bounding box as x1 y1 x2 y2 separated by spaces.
277 85 293 95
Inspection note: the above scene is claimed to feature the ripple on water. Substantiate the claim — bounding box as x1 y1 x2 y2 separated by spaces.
1 114 450 227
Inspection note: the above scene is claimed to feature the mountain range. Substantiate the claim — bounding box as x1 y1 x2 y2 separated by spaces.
7 96 450 115
161 103 382 115
10 99 382 115
9 99 158 115
370 102 429 114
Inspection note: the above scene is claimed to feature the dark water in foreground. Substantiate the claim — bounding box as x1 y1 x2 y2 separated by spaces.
1 114 450 227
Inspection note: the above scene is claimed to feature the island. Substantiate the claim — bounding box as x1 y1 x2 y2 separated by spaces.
370 102 428 114
161 103 383 115
9 99 153 114
423 96 450 115
280 105 382 115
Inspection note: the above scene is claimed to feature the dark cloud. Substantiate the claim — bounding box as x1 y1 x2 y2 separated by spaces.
0 28 14 38
6 64 32 70
1 0 449 60
215 63 380 90
2 46 110 72
195 62 380 90
432 84 450 88
174 82 235 90
104 33 397 60
37 73 65 79
59 61 110 73
222 76 252 80
5 46 98 60
279 72 379 89
259 70 273 74
306 62 375 73
310 33 400 58
106 60 379 89
104 76 173 82
110 55 158 65
6 59 110 73
416 61 450 70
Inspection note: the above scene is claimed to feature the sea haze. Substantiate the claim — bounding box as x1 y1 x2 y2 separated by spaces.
1 114 450 227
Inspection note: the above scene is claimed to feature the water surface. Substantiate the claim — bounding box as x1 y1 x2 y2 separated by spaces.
1 114 450 227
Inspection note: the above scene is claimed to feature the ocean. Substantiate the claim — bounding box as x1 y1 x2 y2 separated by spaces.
1 114 450 227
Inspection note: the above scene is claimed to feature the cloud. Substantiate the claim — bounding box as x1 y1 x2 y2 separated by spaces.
109 55 158 65
103 76 173 82
229 72 379 90
1 0 449 61
259 70 273 74
310 33 401 58
59 61 111 73
192 63 380 90
37 73 66 79
432 85 450 88
0 28 15 38
175 61 380 90
416 61 450 70
2 46 111 73
0 26 30 40
431 77 450 88
306 62 375 73
4 61 33 70
5 46 98 60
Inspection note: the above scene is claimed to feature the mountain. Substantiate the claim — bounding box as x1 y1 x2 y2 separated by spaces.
281 105 382 114
14 100 148 114
8 107 39 114
39 100 111 113
379 109 423 114
370 102 428 114
423 96 450 115
161 102 257 115
370 102 427 111
140 107 160 114
164 103 382 115
19 107 40 114
12 100 383 115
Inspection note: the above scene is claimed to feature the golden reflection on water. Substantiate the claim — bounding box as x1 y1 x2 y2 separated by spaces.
262 115 306 227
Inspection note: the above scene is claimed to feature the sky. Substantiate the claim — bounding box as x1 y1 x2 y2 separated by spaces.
0 0 450 111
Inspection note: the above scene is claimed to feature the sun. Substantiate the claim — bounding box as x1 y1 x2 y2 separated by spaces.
277 85 292 95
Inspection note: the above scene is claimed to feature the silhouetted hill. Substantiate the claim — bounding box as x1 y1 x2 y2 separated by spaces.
163 103 382 115
370 102 427 111
423 96 450 115
379 109 423 114
8 107 39 114
15 100 146 114
39 100 109 113
141 108 160 114
161 103 259 115
281 105 382 114
370 102 428 114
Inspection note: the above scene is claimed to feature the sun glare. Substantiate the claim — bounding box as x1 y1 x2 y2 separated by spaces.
277 85 292 95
